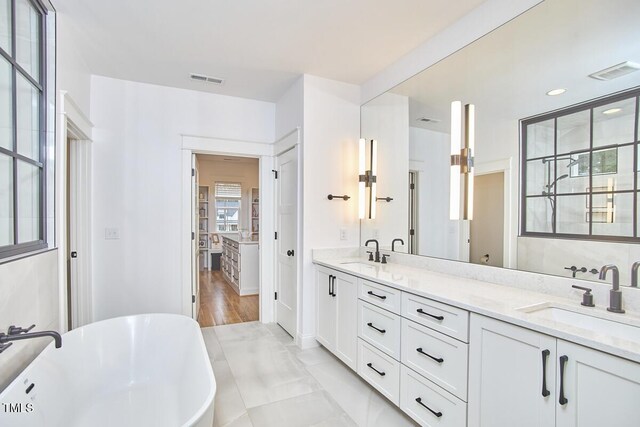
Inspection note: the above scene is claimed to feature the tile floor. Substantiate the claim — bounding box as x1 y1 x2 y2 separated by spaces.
201 322 418 427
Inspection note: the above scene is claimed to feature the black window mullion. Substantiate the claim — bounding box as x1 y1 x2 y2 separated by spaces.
10 0 17 245
553 117 557 234
634 95 639 238
38 9 46 242
588 108 594 236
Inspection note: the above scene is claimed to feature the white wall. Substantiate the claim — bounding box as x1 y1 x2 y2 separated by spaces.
90 76 275 321
56 12 92 116
299 75 361 345
0 250 59 390
360 92 409 249
275 76 304 141
409 126 460 259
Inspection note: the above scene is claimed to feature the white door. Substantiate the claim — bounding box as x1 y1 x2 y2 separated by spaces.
315 266 336 351
191 154 200 320
468 314 556 427
275 146 298 337
556 340 640 427
335 272 357 370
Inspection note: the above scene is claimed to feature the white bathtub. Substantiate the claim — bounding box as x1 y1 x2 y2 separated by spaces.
0 314 215 427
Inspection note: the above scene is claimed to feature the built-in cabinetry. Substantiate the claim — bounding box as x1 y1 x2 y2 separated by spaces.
316 266 357 370
221 236 259 296
314 263 640 427
198 186 210 270
250 187 259 237
469 314 640 427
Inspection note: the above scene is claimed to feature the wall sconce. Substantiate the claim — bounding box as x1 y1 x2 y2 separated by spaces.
450 101 475 220
359 138 377 219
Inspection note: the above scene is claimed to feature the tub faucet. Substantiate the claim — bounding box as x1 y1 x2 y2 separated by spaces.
631 261 640 288
599 265 625 314
0 324 62 354
364 239 380 262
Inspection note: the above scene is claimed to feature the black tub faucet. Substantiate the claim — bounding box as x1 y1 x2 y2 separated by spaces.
365 239 380 262
0 324 62 354
391 238 404 252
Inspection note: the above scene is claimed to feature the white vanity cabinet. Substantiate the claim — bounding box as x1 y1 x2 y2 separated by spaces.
315 266 358 370
469 313 640 427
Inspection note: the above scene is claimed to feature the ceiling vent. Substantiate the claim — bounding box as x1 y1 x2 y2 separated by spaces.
189 73 225 85
589 61 640 81
416 117 441 124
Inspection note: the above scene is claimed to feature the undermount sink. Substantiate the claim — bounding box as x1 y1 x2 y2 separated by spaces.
518 303 640 344
339 261 377 268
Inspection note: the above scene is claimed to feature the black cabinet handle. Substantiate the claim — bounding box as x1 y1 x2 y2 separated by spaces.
416 308 444 321
366 362 386 376
287 249 294 256
331 276 337 297
415 397 442 418
559 355 568 405
367 322 386 334
367 290 387 300
416 347 444 364
541 349 550 397
328 275 334 296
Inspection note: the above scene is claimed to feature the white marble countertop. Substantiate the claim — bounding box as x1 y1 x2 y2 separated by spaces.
222 235 259 245
313 255 640 363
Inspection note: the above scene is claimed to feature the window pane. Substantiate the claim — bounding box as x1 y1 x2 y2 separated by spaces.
525 197 552 233
215 182 241 198
592 145 632 191
556 153 589 194
526 158 552 196
0 154 13 246
526 119 554 159
16 73 39 160
0 56 11 150
17 160 39 243
15 0 40 81
0 0 10 54
557 110 590 155
593 98 636 147
556 195 589 235
592 192 632 237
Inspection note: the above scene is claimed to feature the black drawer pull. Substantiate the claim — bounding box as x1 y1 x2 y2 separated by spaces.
417 347 444 364
415 397 442 418
559 355 568 405
367 290 387 300
541 349 550 397
367 322 386 334
366 362 386 376
416 308 444 321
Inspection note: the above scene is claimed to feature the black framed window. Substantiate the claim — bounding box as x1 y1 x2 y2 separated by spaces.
521 88 640 242
0 0 48 259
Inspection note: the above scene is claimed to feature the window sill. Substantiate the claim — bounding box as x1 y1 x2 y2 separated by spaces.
0 246 57 266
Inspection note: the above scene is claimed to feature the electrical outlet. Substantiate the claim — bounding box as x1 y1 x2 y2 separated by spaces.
105 228 120 240
340 228 347 240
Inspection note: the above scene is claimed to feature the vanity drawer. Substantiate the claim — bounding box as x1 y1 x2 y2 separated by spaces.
400 365 467 427
402 292 469 342
358 339 400 405
358 278 401 314
358 300 401 359
401 318 469 401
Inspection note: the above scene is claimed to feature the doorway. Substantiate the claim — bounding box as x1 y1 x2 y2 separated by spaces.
470 172 505 267
194 154 261 327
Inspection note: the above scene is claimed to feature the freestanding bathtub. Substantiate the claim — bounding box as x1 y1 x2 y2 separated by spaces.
0 314 215 427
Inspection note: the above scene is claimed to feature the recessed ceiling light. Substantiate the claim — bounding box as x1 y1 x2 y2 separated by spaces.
546 88 566 96
602 108 622 115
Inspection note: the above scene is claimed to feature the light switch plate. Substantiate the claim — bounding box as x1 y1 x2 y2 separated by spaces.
105 228 120 240
340 228 347 240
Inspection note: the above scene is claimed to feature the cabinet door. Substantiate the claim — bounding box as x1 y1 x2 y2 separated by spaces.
335 272 357 370
315 267 336 351
468 314 556 427
556 340 640 427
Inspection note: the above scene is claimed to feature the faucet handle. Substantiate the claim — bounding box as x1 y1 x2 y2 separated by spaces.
8 324 35 335
571 285 595 307
0 339 13 354
366 251 374 261
381 253 390 264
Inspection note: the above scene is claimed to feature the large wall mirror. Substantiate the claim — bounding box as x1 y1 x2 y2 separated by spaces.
360 0 640 286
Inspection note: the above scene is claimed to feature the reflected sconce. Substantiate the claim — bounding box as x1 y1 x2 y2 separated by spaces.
450 101 475 220
359 138 378 219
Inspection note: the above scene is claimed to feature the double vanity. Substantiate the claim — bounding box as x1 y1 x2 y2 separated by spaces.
313 252 640 427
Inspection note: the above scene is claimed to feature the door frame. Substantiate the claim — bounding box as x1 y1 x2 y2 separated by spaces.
56 91 93 332
181 134 278 323
475 158 514 268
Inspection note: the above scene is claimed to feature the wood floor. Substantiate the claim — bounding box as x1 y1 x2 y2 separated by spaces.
197 270 259 327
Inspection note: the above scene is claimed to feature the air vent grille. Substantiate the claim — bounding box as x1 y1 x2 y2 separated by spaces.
589 61 640 81
189 73 225 85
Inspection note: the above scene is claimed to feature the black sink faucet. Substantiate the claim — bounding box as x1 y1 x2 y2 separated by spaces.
391 238 404 252
365 239 380 262
0 324 62 354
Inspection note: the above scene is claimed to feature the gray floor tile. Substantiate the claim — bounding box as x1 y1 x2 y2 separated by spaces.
212 360 249 427
202 327 226 362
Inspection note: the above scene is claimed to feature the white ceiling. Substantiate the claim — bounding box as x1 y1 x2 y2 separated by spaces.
390 0 640 133
54 0 486 102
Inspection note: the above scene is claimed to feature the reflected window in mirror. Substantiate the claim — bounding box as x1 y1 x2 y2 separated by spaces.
521 88 640 241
